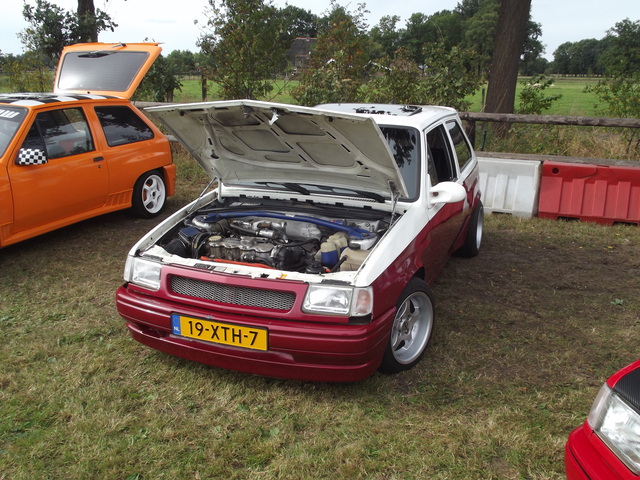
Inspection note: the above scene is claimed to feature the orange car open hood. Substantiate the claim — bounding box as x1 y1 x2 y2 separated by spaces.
53 42 161 99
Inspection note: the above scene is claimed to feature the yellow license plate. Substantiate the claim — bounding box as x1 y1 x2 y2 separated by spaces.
171 314 268 351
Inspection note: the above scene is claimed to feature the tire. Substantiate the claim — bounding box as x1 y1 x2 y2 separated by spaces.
131 171 166 218
455 201 484 258
379 278 435 374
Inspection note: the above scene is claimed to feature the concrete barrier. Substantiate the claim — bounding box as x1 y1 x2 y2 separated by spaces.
477 157 542 218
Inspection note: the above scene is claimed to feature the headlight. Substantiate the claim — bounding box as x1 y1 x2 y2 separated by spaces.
124 256 162 291
302 284 373 317
587 383 640 474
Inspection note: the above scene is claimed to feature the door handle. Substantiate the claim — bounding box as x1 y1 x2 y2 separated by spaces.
93 156 104 162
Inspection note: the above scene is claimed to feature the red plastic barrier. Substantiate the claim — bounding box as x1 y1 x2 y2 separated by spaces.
538 161 640 225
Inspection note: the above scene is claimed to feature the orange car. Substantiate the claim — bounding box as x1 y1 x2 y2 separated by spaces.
0 42 175 247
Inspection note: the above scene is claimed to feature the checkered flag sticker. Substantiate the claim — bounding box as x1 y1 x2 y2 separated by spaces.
17 148 48 166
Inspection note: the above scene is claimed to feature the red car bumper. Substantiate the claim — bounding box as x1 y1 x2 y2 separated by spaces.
116 285 394 382
565 421 637 480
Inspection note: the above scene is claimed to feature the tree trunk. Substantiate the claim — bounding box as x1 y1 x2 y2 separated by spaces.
77 0 98 42
484 0 531 135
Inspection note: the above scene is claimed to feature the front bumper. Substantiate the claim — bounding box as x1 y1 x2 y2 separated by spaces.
565 422 636 480
116 285 394 382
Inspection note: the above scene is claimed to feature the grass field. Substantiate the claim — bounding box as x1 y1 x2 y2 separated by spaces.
0 72 605 116
464 77 602 116
1 152 638 479
172 76 603 116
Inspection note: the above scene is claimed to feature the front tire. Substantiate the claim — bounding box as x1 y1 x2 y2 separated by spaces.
132 171 166 218
379 278 435 374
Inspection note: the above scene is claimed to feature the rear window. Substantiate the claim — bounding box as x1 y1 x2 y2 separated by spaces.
95 106 154 147
56 51 150 93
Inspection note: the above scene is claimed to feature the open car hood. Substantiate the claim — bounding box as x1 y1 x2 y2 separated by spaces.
145 100 408 198
53 42 161 99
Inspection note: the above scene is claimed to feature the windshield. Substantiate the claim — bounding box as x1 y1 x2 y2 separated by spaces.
380 126 420 200
0 106 28 157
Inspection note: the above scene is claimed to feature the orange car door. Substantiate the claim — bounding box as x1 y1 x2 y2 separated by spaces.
9 106 109 233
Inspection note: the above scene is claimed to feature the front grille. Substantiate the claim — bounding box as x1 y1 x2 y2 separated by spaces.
170 275 295 311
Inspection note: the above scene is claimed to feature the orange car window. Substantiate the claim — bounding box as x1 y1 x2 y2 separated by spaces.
95 106 154 147
0 106 28 156
23 108 95 160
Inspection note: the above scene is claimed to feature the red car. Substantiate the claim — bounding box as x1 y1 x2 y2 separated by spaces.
116 100 483 382
565 359 640 479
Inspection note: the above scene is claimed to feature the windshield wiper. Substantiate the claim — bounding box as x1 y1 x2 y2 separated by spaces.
255 182 310 195
254 182 385 202
312 184 386 203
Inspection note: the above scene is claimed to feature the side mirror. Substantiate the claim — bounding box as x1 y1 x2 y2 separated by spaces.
16 148 48 166
429 181 466 205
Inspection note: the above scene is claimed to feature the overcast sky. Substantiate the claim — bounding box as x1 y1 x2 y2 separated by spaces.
2 0 639 60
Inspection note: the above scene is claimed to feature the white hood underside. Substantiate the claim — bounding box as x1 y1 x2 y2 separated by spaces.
145 100 408 198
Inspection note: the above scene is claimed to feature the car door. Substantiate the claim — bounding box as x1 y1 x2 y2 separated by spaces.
422 122 466 281
9 106 109 234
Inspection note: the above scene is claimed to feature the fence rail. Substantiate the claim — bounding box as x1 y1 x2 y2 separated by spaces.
459 112 640 129
459 112 640 146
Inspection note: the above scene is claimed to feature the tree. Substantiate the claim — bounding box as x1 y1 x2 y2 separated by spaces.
585 19 640 154
360 43 483 110
276 5 320 40
20 0 116 62
291 2 371 105
552 39 604 75
369 15 401 59
599 19 640 76
166 50 198 75
134 55 183 102
484 0 532 117
198 0 288 100
461 0 499 75
77 0 98 42
516 75 562 114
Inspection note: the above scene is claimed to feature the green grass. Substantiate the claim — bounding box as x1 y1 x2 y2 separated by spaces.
174 77 298 104
0 73 604 116
465 77 602 115
1 152 638 479
171 76 603 116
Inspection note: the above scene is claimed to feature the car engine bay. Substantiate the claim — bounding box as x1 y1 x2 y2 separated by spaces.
157 200 391 274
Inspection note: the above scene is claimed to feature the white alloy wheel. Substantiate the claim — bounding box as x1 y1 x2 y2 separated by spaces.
380 278 435 373
132 171 166 218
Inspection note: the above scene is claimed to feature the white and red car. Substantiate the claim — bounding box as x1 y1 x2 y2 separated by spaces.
115 100 483 381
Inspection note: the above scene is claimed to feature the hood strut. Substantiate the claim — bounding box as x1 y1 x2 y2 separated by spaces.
188 177 219 214
388 180 400 224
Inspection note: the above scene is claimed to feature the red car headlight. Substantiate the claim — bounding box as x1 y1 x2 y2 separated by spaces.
587 383 640 474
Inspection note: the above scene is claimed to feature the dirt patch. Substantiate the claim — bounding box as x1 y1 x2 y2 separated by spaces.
429 215 639 390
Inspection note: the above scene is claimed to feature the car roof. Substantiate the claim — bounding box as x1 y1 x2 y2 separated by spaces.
318 103 458 129
0 93 118 108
